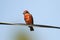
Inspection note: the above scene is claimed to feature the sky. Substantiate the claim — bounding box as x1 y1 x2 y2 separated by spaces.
0 0 60 40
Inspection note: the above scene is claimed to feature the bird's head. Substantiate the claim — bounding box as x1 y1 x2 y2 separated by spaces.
23 10 29 14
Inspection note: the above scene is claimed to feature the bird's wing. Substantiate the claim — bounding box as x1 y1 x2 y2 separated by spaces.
30 14 33 24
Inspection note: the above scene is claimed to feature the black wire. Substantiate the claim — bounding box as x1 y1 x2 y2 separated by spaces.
0 22 60 29
0 22 15 25
34 24 60 29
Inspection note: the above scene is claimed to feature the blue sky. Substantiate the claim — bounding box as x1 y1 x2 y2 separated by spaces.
0 0 60 40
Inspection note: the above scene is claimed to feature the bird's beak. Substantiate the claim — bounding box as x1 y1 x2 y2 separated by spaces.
23 13 24 14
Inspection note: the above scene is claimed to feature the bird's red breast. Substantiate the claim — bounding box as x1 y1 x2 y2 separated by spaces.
24 13 33 25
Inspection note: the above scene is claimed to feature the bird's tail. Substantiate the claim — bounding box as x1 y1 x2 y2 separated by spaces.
28 26 34 31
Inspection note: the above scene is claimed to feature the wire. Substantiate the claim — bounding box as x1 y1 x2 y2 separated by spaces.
0 22 60 29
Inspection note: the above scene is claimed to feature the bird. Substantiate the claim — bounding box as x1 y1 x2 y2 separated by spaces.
23 10 34 31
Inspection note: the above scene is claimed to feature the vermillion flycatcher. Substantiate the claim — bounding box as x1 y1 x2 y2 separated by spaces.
23 10 34 31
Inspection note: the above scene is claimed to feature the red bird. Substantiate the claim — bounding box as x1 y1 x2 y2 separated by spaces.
23 10 34 31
